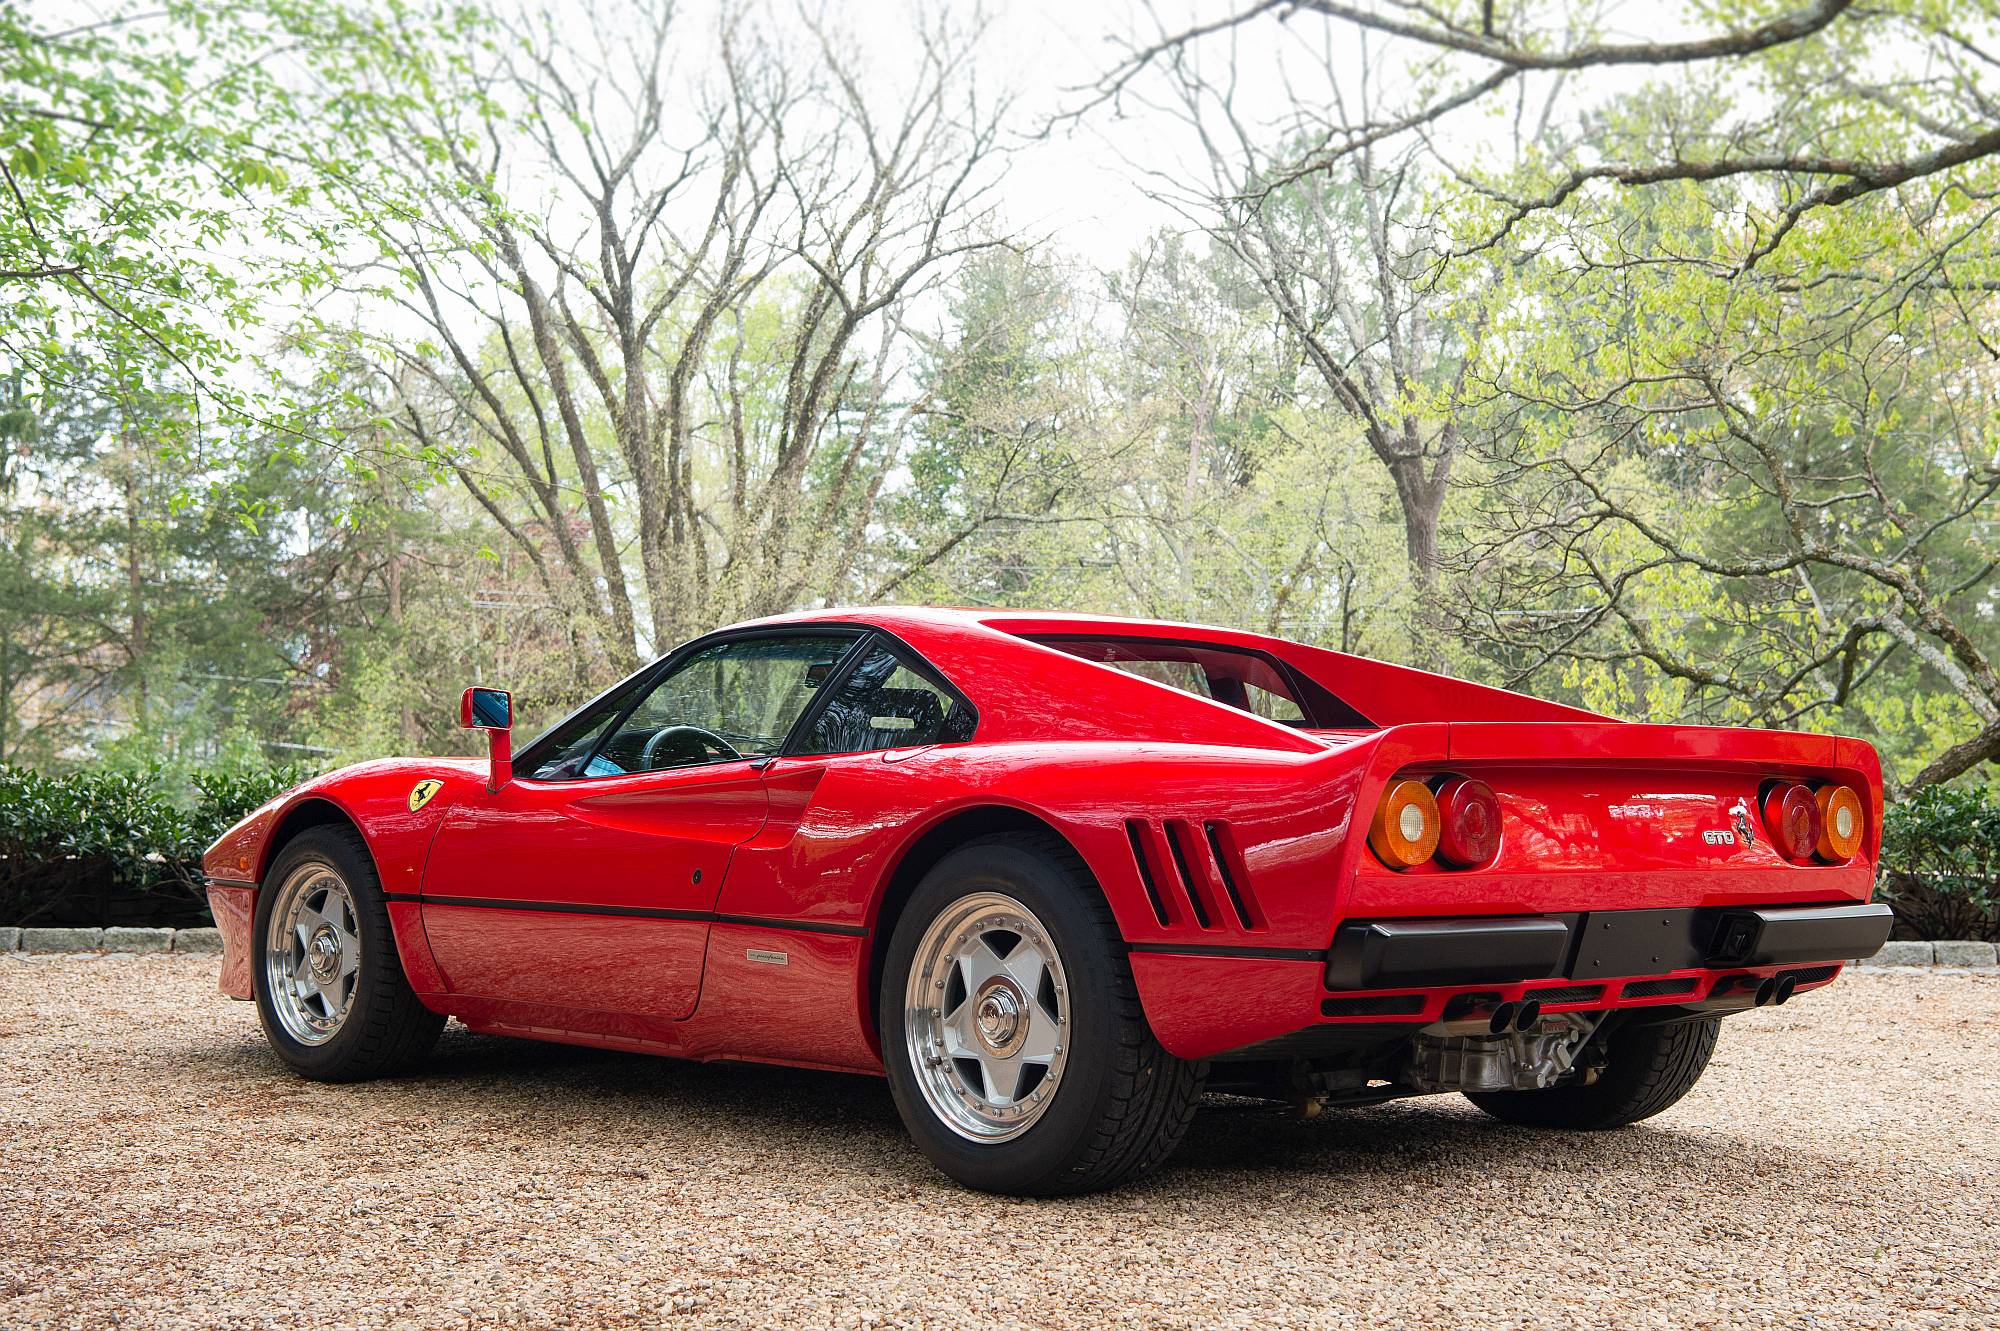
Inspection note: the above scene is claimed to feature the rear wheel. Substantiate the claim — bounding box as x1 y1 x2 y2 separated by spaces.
1465 1015 1720 1129
880 834 1206 1196
253 826 444 1082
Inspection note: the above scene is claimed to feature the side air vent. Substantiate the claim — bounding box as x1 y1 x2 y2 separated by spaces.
1126 818 1264 933
1161 821 1214 929
1203 821 1261 930
1124 820 1172 927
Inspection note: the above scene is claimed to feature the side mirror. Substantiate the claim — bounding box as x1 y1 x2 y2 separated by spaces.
459 686 513 792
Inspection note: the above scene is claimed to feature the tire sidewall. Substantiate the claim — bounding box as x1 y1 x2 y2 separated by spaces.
252 828 393 1078
880 840 1128 1193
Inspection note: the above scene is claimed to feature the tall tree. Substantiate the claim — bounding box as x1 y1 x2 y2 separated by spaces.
1456 139 2000 790
353 1 1015 666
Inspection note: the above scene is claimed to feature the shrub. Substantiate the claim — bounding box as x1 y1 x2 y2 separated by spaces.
1878 785 2000 943
0 762 313 926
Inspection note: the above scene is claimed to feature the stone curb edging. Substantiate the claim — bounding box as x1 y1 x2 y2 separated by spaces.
0 927 1990 967
1856 939 1998 968
2 927 224 955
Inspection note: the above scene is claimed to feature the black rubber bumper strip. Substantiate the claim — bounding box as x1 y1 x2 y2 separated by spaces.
384 893 866 937
1709 901 1893 967
1325 916 1572 989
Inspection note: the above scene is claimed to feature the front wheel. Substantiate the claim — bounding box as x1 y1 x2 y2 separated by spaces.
1465 1015 1720 1129
253 826 444 1082
880 833 1206 1196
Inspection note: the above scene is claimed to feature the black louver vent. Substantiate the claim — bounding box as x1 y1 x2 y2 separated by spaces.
1624 977 1699 999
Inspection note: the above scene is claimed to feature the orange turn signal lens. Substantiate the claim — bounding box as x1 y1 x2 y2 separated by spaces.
1370 779 1440 869
1815 784 1864 862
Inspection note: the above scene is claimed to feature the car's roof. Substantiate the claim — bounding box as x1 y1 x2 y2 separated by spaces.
739 604 1290 649
728 605 1605 733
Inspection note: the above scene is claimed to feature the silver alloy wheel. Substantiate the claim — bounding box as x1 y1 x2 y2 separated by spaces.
264 861 362 1046
904 891 1070 1143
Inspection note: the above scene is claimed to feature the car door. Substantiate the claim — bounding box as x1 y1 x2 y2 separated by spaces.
716 636 978 927
421 629 865 1021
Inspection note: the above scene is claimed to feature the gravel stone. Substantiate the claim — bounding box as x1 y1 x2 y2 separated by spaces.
1934 940 1999 968
1861 940 1935 966
0 927 18 952
171 927 224 955
100 927 174 954
1 958 1995 1330
18 927 102 953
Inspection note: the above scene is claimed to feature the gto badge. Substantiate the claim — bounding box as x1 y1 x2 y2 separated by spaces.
408 779 444 812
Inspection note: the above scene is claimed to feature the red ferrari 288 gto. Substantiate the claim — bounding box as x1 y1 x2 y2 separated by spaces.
202 608 1891 1194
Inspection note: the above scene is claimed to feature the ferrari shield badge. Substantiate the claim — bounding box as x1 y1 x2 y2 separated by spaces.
408 779 444 813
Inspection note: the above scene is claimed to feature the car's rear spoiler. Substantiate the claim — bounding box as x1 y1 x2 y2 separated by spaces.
1350 720 1878 779
1441 722 1879 776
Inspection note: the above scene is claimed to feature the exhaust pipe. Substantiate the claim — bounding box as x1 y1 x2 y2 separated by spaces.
1773 975 1798 1006
1513 999 1543 1032
1754 977 1779 1007
1488 1001 1520 1035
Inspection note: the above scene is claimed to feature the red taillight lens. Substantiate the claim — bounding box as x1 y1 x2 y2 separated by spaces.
1816 784 1865 862
1761 782 1822 862
1434 777 1502 867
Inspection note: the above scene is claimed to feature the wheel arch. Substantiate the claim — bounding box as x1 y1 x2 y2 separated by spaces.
863 803 1106 1047
260 796 370 884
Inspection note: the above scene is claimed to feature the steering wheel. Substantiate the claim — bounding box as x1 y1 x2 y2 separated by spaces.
640 724 743 769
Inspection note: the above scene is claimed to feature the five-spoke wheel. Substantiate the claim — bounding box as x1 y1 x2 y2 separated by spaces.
904 892 1070 1141
253 825 443 1081
264 863 362 1044
881 833 1206 1196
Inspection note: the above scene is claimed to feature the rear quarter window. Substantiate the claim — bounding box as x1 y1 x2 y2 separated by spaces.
1024 635 1371 729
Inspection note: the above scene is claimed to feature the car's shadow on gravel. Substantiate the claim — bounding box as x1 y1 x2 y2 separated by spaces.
181 1019 1903 1209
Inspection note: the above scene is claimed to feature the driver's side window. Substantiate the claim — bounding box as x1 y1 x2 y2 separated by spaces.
586 632 860 776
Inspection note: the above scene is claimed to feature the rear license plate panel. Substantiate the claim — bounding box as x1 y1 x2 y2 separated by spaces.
1569 908 1705 979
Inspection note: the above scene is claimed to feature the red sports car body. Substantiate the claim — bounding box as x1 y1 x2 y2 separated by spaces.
203 608 1891 1194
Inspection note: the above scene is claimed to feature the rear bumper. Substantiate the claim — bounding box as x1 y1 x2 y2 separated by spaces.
1326 901 1894 989
1129 901 1892 1061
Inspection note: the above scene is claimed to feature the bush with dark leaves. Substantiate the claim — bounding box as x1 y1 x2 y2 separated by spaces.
1879 785 2000 943
0 763 313 926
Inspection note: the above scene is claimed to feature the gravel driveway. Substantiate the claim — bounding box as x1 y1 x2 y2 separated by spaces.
1 956 1993 1329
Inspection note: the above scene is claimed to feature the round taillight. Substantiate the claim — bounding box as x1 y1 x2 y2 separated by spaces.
1761 782 1823 863
1434 777 1502 867
1370 779 1440 869
1816 784 1864 862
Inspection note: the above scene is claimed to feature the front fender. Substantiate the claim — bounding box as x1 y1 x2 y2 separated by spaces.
200 757 484 998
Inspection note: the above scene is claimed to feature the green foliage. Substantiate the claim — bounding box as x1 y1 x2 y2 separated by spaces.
1 0 477 446
6 0 2000 805
1879 786 2000 942
0 760 312 925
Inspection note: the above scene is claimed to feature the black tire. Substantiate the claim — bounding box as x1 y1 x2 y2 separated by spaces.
1465 1015 1720 1129
253 825 444 1082
879 833 1207 1196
